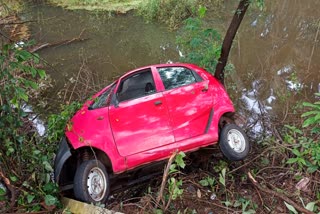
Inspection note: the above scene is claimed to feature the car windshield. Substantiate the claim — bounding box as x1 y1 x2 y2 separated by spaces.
90 83 115 109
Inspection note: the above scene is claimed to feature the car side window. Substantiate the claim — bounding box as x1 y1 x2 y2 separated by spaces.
158 67 200 90
90 84 115 109
117 69 156 102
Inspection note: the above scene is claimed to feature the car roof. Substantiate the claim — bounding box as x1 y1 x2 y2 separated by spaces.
123 63 201 77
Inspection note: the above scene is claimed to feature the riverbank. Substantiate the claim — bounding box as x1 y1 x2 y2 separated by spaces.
49 0 143 13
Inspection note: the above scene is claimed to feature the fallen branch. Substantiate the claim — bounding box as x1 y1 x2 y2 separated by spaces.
157 152 177 206
29 29 88 53
0 169 17 210
247 172 314 214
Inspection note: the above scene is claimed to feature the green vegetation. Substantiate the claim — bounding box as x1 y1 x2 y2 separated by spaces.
176 6 221 73
137 0 197 29
0 0 23 17
49 0 143 13
0 43 59 212
0 42 80 212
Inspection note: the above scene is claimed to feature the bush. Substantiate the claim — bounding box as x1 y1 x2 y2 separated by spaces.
176 6 221 73
137 0 197 29
0 44 60 212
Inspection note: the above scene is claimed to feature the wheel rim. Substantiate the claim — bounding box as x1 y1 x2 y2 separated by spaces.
86 166 107 202
227 129 246 153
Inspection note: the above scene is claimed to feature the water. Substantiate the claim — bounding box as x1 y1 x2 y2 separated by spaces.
26 3 178 108
25 1 320 135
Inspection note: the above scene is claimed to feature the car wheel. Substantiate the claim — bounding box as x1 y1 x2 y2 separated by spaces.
74 159 110 204
219 124 250 161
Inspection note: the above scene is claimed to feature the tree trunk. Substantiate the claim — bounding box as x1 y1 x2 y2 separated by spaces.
214 0 250 85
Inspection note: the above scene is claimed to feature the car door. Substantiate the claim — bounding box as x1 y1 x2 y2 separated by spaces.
108 68 174 157
157 66 213 142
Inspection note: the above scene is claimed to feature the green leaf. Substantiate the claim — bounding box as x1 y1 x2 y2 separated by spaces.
292 149 301 156
38 69 46 78
43 161 53 172
198 5 207 18
30 67 37 78
303 117 318 127
27 194 35 204
287 158 298 164
219 168 226 187
0 188 6 196
305 201 316 211
10 175 18 182
199 179 209 187
284 201 298 214
175 152 186 169
301 110 318 117
44 194 57 206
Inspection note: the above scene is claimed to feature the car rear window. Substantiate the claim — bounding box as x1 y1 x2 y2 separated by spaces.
158 67 202 90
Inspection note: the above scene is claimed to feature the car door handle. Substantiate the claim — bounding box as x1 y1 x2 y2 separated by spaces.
154 100 162 106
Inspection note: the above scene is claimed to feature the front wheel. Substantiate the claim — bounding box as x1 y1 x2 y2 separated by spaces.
219 124 250 161
74 159 110 204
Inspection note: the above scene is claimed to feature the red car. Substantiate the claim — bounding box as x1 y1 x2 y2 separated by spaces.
54 63 249 203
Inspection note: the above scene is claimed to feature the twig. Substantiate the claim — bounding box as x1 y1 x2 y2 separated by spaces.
307 19 320 74
0 169 17 209
157 152 177 205
247 172 314 214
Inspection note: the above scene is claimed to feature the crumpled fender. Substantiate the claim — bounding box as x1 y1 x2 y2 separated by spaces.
54 137 71 183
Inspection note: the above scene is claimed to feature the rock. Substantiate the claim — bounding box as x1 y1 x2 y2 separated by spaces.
210 193 217 200
295 177 310 192
62 197 124 214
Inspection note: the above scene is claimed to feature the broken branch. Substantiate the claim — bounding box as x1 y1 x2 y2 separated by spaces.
29 29 88 53
157 152 177 206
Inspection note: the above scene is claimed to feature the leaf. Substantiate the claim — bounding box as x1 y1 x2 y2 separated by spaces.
30 67 37 78
44 194 57 206
198 6 207 18
27 194 35 204
305 201 316 211
199 179 209 186
292 149 301 156
284 201 298 214
175 152 186 169
10 175 18 182
43 161 53 172
286 158 298 164
38 69 46 78
301 110 318 117
219 168 226 187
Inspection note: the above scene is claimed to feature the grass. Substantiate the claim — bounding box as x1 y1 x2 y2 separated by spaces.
49 0 143 13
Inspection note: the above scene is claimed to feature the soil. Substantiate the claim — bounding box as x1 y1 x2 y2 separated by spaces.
105 147 319 214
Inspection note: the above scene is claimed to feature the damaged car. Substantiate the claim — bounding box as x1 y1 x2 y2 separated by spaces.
54 63 250 203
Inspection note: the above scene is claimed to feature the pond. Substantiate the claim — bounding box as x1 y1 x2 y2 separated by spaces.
25 1 320 136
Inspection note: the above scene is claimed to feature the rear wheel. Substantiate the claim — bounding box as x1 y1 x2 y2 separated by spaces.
74 159 110 204
219 124 250 161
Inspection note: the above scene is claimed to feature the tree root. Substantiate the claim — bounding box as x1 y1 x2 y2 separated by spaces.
248 172 314 214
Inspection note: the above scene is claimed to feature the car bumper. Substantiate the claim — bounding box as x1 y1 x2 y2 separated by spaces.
54 137 72 183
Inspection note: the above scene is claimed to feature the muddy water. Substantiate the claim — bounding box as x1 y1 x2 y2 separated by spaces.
26 2 319 134
26 3 178 107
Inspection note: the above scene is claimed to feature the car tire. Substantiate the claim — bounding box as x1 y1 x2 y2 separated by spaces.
219 124 250 161
74 159 110 204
